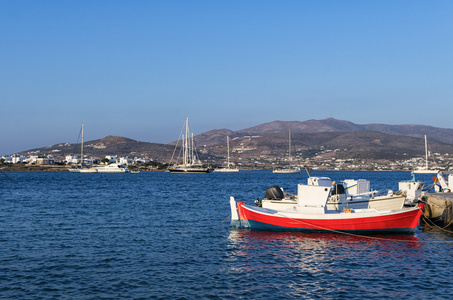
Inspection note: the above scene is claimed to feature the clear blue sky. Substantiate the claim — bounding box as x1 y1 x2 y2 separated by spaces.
1 1 453 155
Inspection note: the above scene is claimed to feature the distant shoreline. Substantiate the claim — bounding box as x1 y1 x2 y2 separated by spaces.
0 165 164 172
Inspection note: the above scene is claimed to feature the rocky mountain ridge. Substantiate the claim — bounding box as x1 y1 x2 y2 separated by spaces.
11 118 453 166
193 118 453 147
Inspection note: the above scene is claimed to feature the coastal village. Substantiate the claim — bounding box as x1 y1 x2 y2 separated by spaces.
1 143 452 171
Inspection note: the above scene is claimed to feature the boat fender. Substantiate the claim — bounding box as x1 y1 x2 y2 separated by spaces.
441 201 453 226
423 202 433 219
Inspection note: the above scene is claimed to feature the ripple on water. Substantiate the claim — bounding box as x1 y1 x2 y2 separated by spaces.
1 171 453 299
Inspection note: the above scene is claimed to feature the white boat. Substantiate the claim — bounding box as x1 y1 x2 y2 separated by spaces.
413 135 439 174
214 136 239 173
254 177 406 212
398 172 425 205
95 163 130 173
68 123 97 173
230 183 424 233
273 167 300 174
273 129 300 174
431 171 453 193
168 117 212 173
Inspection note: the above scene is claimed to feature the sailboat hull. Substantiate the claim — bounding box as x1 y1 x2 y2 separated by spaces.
413 170 439 174
168 167 212 173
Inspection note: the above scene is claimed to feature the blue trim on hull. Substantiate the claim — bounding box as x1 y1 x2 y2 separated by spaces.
244 220 415 234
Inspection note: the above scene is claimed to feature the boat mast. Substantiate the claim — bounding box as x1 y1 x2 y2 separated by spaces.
227 136 230 168
81 122 84 166
424 135 428 170
288 129 291 162
184 117 189 167
191 132 195 165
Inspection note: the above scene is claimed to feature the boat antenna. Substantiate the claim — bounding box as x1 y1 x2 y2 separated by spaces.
304 165 311 178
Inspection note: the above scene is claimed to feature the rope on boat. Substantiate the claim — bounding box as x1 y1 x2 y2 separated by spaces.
422 215 453 233
220 214 232 225
271 207 453 243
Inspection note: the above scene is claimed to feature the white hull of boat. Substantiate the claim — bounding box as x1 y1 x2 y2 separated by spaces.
273 168 300 174
95 164 129 173
413 169 439 174
168 167 212 173
68 168 97 173
214 168 239 173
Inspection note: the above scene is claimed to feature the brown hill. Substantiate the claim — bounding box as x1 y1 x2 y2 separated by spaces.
25 135 176 162
192 118 453 147
16 118 453 165
208 131 453 161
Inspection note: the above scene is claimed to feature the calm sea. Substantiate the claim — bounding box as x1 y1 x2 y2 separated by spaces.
1 170 452 299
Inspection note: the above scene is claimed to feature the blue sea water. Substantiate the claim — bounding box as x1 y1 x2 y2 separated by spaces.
1 170 452 299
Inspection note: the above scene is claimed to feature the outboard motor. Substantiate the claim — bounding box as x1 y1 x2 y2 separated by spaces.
264 185 285 200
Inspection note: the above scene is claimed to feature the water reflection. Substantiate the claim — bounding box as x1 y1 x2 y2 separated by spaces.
225 229 427 298
227 229 423 274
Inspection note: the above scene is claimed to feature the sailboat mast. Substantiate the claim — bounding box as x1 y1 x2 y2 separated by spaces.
424 135 428 170
184 117 189 166
81 122 84 166
288 129 291 161
191 133 195 165
227 136 230 167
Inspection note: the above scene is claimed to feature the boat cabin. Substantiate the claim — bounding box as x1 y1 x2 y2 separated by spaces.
297 184 331 213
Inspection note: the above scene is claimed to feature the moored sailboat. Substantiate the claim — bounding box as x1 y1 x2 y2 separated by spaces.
273 129 300 174
68 123 97 173
168 117 212 173
414 135 439 174
214 136 239 173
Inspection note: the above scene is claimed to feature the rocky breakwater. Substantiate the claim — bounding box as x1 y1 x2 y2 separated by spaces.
423 193 453 228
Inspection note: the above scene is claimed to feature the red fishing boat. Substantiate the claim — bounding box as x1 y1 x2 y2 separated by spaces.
230 182 424 233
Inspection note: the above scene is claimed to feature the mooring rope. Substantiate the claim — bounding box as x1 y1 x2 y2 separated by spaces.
220 214 232 225
422 215 453 233
272 209 429 243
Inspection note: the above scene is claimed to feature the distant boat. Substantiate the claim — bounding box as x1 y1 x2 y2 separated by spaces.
68 123 97 173
413 135 439 174
273 129 300 174
214 136 239 173
168 117 212 173
95 163 130 173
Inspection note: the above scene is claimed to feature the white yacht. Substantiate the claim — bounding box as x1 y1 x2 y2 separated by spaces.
95 164 130 173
